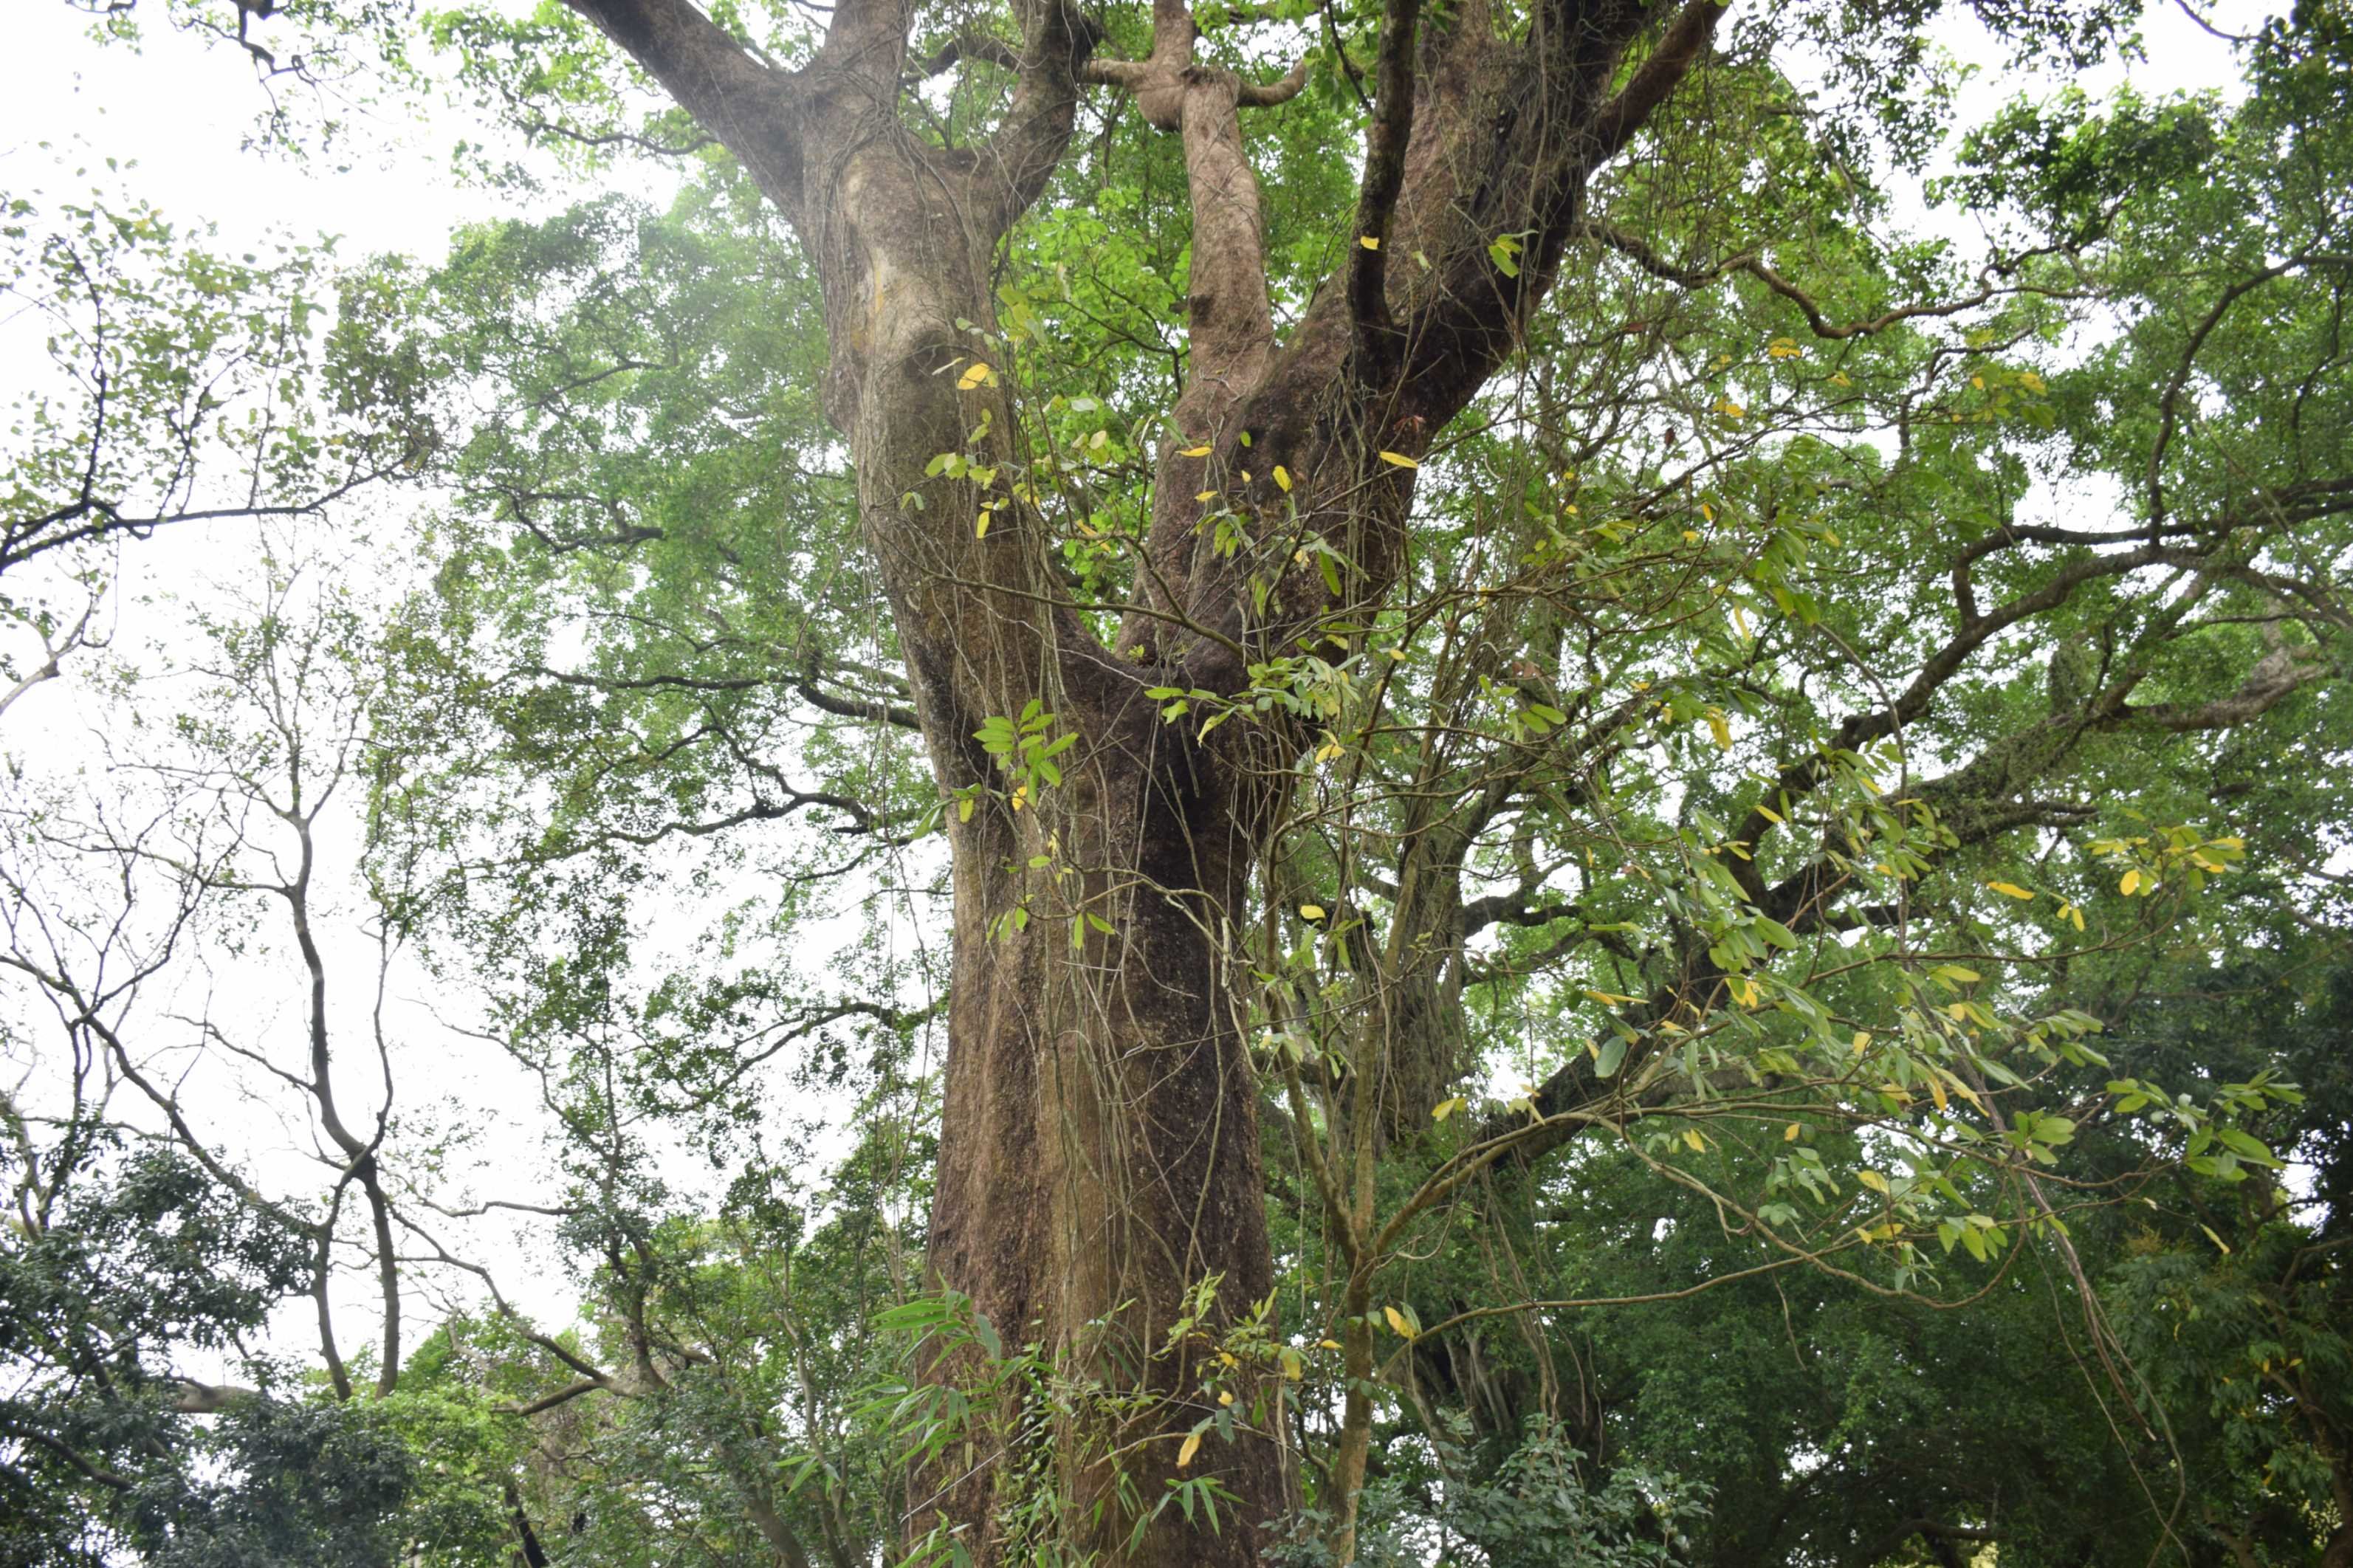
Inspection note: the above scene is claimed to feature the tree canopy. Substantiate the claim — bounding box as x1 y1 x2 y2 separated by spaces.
2 0 2350 1564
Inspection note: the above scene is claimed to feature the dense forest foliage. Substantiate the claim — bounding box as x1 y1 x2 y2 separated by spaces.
2 0 2349 1563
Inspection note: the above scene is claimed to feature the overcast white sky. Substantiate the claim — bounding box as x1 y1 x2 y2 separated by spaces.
0 7 642 1347
7 4 531 258
1 0 2258 261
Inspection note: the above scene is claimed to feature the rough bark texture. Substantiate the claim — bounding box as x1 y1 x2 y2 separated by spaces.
556 0 1723 1559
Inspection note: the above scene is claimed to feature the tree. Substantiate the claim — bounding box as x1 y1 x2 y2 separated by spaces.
0 541 442 1564
0 1130 415 1565
16 0 2353 1563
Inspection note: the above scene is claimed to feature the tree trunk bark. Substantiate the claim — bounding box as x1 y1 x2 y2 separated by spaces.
786 111 1291 1568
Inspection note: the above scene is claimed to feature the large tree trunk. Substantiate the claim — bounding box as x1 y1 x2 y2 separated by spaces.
803 119 1294 1568
798 76 1292 1568
559 0 1722 1560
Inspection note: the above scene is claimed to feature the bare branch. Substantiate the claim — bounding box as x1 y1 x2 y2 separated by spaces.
0 598 103 725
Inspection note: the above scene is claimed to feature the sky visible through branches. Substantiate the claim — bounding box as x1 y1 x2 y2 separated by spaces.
0 0 2280 1389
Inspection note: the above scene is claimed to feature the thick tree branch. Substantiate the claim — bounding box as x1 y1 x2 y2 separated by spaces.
560 0 805 204
1348 0 1423 362
978 0 1102 230
1236 56 1309 106
1581 0 1725 162
910 30 1023 78
814 0 915 89
1375 0 1723 434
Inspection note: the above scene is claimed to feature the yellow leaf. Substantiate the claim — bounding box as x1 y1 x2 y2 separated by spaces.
2119 868 2143 896
1298 904 1325 922
1682 1128 1707 1153
1927 1073 1948 1113
1177 1431 1203 1468
1858 1169 1889 1194
1009 784 1028 812
1180 444 1213 457
1784 1122 1801 1142
1432 1096 1466 1122
1383 1306 1416 1340
975 515 991 539
1358 235 1381 250
1707 709 1732 752
2199 1224 2232 1256
1757 804 1784 825
1217 1352 1238 1368
1986 881 2035 900
1273 465 1292 492
1279 1348 1304 1379
1196 489 1219 503
1319 1339 1344 1351
957 361 995 390
1219 1390 1235 1406
1378 450 1418 470
2070 905 2086 932
1830 371 1852 386
1315 740 1344 764
1852 1030 1872 1058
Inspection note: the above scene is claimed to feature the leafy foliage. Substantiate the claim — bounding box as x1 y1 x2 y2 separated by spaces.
4 0 2351 1564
